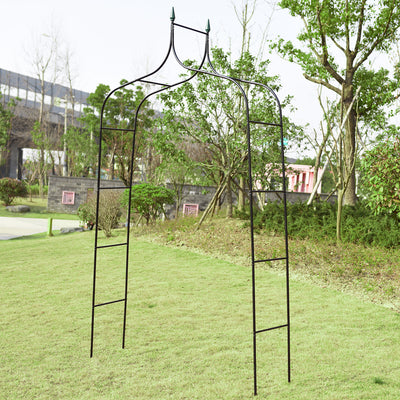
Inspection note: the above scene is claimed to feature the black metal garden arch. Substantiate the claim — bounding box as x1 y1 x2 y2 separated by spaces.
90 9 290 396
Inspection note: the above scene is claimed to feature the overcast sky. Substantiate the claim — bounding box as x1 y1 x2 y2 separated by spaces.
5 0 392 146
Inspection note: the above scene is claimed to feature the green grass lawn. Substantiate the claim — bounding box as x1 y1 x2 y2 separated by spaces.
0 196 79 220
1 230 399 399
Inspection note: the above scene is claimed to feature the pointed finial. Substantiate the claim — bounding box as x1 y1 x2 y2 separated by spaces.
206 19 210 33
170 7 175 22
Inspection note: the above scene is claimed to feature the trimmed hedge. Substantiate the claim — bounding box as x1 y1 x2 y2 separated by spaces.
237 201 400 248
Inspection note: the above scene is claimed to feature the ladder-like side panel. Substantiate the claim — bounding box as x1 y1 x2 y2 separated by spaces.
248 117 291 395
90 177 131 357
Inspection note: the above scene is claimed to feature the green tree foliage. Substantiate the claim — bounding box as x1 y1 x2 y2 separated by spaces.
63 126 97 177
272 0 400 205
80 81 155 185
0 178 28 206
30 121 52 197
121 183 175 225
360 137 400 216
159 47 301 220
0 94 18 165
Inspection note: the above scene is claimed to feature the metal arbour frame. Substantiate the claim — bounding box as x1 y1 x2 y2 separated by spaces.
90 9 290 396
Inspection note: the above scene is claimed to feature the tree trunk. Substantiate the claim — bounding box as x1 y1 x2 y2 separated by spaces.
197 181 227 227
342 83 357 206
39 148 45 199
109 152 115 180
237 176 245 211
226 175 233 218
336 187 344 244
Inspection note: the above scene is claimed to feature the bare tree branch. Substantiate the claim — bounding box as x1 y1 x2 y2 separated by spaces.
303 73 341 95
353 0 367 57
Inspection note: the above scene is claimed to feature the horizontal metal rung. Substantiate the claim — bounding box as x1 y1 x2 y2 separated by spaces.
249 120 280 127
254 257 287 263
139 79 170 87
94 298 125 308
101 127 135 132
98 186 127 190
173 22 207 35
256 324 288 334
96 242 128 249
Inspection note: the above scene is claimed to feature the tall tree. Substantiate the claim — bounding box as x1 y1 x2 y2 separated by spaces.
272 0 400 205
81 81 155 185
62 126 98 177
27 29 61 197
159 47 300 221
0 94 18 168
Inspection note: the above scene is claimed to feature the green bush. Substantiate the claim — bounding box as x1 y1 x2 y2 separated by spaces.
77 200 96 230
243 201 400 248
0 178 28 206
121 183 175 224
77 191 122 237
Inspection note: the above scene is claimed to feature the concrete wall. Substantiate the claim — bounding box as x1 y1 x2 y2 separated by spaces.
266 191 337 204
47 175 337 216
47 176 221 215
47 176 124 214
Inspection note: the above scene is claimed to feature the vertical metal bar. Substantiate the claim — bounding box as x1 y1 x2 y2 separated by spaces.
91 119 104 357
121 108 140 350
121 185 130 349
121 210 129 349
279 109 291 383
244 98 258 397
90 246 97 357
91 90 108 356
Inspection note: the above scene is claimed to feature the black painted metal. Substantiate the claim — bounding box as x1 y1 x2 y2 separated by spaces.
90 8 291 396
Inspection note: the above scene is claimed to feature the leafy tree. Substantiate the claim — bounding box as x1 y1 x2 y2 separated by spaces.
272 0 400 205
27 29 61 196
121 183 175 225
360 137 400 216
30 121 52 197
63 126 97 177
81 81 155 185
0 94 18 167
159 47 300 221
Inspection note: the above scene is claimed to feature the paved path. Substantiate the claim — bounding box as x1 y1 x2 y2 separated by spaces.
0 217 81 240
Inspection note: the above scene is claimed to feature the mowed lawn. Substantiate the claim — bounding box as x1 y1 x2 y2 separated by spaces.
1 230 399 399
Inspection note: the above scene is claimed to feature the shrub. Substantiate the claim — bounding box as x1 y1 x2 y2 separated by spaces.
121 183 175 224
77 200 96 230
360 138 400 216
78 191 123 237
0 178 28 206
